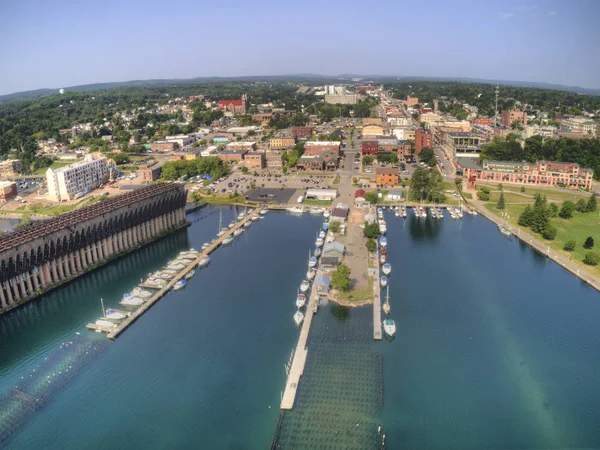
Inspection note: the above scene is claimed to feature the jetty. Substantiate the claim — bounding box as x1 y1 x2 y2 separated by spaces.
373 242 382 340
86 208 260 339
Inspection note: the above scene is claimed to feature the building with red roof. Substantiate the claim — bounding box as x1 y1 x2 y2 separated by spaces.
217 94 248 114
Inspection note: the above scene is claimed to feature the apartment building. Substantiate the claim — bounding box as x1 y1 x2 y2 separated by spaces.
0 181 18 202
243 152 266 171
269 137 296 149
375 168 399 187
414 129 433 156
463 159 594 189
0 160 21 179
501 108 527 128
46 154 115 202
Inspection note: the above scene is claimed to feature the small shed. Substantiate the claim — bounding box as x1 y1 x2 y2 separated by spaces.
316 275 331 294
323 241 345 259
320 256 339 269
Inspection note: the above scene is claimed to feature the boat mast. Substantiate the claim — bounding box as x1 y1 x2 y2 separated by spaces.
100 298 106 318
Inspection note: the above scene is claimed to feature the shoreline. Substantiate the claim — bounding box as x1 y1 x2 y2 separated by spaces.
473 203 600 294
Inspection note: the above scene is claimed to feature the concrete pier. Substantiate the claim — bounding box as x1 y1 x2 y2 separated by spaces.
86 209 260 339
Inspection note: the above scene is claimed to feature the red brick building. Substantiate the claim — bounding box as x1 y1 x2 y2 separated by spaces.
217 94 248 114
415 129 433 156
292 126 312 138
397 140 412 162
216 150 247 163
243 152 265 171
361 140 379 156
501 108 527 128
0 181 18 202
304 141 341 156
141 164 162 183
151 141 178 152
473 117 492 125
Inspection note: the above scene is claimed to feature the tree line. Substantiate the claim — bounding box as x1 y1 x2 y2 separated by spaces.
160 157 229 181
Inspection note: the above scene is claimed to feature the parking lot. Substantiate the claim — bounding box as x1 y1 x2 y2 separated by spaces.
192 172 334 195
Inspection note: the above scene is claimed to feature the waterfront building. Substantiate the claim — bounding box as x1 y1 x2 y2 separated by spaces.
0 181 18 202
0 159 21 179
305 188 338 201
322 241 345 259
0 183 186 312
386 190 403 201
46 154 116 202
316 274 331 293
376 167 399 187
462 159 594 189
331 203 349 222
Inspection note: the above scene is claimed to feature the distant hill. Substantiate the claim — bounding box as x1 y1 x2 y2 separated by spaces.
1 74 599 103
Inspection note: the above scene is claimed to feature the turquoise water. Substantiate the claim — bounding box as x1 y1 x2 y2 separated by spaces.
381 212 600 449
1 207 600 449
0 207 322 449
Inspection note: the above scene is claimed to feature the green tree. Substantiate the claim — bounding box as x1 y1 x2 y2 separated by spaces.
365 239 376 252
364 192 380 204
497 191 505 209
14 215 32 230
478 190 490 201
563 240 576 252
362 155 374 166
548 202 558 218
576 198 587 212
559 200 575 219
409 167 430 201
418 147 434 163
329 220 341 233
541 224 557 240
518 205 534 227
330 264 351 291
584 236 594 249
497 183 503 191
584 252 599 265
520 186 526 193
530 203 550 233
363 222 381 239
586 193 597 212
241 166 248 174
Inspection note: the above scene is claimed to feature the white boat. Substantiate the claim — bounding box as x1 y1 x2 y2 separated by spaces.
172 279 187 291
105 309 126 320
314 247 322 258
395 211 400 217
251 215 260 221
380 276 388 287
382 263 391 275
260 209 268 215
294 310 304 326
222 235 234 245
296 292 306 308
300 279 310 293
323 211 330 218
315 237 324 247
184 270 195 280
498 224 512 237
228 222 235 228
309 207 324 214
319 230 326 239
233 228 243 237
243 221 252 228
379 254 386 264
287 206 304 214
379 236 387 247
157 273 174 280
308 256 317 268
120 296 144 306
306 268 316 280
383 318 396 337
95 319 117 328
132 288 152 298
200 242 210 250
198 256 211 268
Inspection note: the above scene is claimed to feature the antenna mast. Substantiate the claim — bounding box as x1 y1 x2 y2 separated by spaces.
494 85 499 127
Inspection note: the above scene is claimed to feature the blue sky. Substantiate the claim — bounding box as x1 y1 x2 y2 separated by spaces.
1 0 599 95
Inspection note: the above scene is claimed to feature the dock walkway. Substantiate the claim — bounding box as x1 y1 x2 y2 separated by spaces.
87 209 260 339
373 241 382 340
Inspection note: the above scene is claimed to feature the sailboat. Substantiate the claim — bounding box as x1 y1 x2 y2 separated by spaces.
222 234 234 245
294 309 304 326
105 308 126 320
97 298 120 327
382 285 391 315
217 210 226 237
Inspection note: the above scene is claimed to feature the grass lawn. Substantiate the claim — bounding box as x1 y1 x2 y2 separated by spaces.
303 199 333 207
337 275 374 303
332 176 341 185
33 160 77 175
477 182 590 203
487 191 533 203
484 202 600 277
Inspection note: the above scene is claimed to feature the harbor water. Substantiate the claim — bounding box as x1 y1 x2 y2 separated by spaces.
1 206 600 449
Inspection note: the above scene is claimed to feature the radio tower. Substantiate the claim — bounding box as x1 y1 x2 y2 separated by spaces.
494 85 499 127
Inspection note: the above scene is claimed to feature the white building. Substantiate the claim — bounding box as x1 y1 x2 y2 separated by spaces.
165 134 194 147
306 188 338 201
201 146 217 157
46 154 115 202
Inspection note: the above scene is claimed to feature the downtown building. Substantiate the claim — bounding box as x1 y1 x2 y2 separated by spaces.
46 155 116 202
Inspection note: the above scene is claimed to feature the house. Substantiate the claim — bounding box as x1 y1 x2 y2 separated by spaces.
316 275 331 293
354 189 367 207
269 137 296 149
141 163 163 182
304 141 341 156
386 190 403 201
331 203 349 222
296 151 338 171
323 241 345 259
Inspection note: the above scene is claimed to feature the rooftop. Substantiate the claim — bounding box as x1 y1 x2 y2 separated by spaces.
376 167 398 175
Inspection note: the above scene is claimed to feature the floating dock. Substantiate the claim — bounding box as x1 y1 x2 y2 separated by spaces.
87 209 260 339
373 241 382 340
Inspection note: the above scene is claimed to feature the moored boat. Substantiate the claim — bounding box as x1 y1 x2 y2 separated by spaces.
244 221 252 228
172 279 187 291
95 319 117 328
260 208 268 215
300 279 310 293
314 247 322 258
294 310 304 326
323 210 330 218
296 292 306 308
184 270 195 280
380 275 388 287
383 318 396 337
382 263 391 275
379 254 386 264
105 309 126 320
233 228 243 237
287 206 304 214
198 256 211 268
379 236 388 247
120 295 144 307
308 256 317 268
306 268 316 280
222 235 234 245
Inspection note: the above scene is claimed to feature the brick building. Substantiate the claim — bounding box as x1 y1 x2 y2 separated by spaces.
414 129 433 156
269 137 296 149
216 150 247 163
243 152 265 171
304 141 341 156
377 137 398 154
376 168 399 187
501 108 527 128
297 151 338 171
141 164 163 183
361 140 379 156
252 113 273 126
397 140 412 162
292 126 312 138
217 94 248 114
406 96 419 106
0 181 18 202
473 117 493 125
462 159 594 190
151 141 178 152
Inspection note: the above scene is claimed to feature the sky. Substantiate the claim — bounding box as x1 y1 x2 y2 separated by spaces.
1 0 599 95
